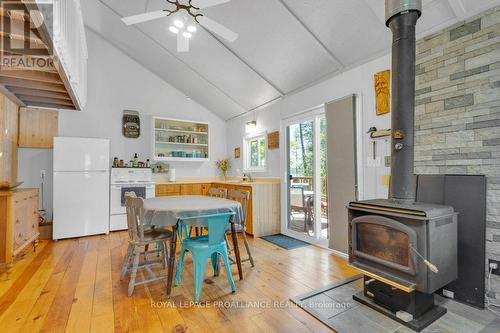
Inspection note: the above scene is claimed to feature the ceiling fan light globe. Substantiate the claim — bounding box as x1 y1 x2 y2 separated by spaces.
173 19 184 28
182 32 193 39
169 26 179 34
187 25 197 33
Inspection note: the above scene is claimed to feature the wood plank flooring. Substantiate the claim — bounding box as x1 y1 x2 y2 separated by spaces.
0 232 359 332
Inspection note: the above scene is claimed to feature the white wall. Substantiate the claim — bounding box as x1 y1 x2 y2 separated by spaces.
227 102 281 177
17 148 53 220
226 54 393 200
58 29 227 178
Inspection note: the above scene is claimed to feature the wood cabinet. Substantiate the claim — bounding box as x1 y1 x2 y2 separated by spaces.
154 182 280 237
0 189 40 279
18 107 58 148
156 184 181 197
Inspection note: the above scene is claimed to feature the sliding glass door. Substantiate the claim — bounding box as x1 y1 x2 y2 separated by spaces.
283 111 328 246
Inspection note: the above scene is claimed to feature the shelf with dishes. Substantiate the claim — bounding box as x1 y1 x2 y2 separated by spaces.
153 117 209 161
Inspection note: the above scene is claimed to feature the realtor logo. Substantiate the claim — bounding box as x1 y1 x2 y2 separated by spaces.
0 0 56 70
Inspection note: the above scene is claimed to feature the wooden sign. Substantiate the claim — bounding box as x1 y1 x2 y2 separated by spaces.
234 147 241 159
123 110 140 138
268 131 279 150
374 70 390 116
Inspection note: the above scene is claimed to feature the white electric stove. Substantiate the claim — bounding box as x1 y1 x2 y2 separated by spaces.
110 168 155 231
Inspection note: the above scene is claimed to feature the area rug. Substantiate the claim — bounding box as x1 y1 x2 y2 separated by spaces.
260 234 310 250
290 275 500 333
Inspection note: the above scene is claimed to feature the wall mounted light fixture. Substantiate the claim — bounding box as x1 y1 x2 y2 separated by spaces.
245 120 257 133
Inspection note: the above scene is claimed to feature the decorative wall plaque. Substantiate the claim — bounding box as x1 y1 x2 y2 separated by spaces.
123 110 140 138
374 70 391 116
234 147 241 159
268 131 279 150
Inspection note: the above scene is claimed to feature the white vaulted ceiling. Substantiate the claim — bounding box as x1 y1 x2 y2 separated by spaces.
83 0 500 120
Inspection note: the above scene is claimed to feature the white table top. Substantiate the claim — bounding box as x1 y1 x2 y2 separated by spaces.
143 195 243 226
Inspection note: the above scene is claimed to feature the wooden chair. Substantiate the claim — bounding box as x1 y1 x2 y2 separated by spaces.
290 186 311 232
226 189 254 267
120 192 173 296
191 187 228 237
208 187 227 198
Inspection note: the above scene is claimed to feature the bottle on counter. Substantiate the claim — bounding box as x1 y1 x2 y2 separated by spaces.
146 159 150 168
133 153 139 167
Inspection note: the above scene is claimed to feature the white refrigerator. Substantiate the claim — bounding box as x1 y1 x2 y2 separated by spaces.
53 137 110 240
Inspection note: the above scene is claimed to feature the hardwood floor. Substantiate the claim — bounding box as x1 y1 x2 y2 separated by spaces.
0 232 358 332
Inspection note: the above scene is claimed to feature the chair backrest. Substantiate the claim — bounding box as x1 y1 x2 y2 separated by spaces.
227 189 250 227
290 186 305 209
208 187 227 198
125 192 146 244
178 212 234 246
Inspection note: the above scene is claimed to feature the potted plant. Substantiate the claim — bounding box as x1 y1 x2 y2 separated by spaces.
216 159 231 181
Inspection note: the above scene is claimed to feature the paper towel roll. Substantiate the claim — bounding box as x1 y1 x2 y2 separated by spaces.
169 168 176 182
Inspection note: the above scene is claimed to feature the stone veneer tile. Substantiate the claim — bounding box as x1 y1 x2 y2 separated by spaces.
450 65 490 80
450 19 482 41
444 94 474 110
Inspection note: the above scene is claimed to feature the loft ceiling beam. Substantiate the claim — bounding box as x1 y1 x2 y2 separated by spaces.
8 86 72 100
0 77 67 92
17 94 75 106
274 0 344 69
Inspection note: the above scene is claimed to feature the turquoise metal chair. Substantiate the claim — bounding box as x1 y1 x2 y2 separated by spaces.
174 212 236 304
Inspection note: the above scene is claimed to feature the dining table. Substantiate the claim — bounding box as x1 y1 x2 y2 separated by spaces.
143 195 244 296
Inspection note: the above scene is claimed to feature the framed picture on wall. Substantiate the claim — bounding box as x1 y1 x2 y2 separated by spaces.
234 147 241 159
374 70 390 116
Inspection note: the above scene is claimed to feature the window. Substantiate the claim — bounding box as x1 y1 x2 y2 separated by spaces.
244 133 267 172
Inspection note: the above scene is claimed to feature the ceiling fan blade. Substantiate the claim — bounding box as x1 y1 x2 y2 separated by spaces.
121 11 167 25
198 16 238 42
192 0 230 9
177 33 190 52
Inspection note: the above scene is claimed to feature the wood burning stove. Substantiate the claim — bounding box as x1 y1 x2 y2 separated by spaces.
349 200 458 294
345 1 459 330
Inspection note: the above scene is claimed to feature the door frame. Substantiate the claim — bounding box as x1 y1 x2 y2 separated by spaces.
279 94 364 250
280 107 328 247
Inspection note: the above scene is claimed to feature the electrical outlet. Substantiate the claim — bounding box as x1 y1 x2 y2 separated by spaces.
489 259 500 276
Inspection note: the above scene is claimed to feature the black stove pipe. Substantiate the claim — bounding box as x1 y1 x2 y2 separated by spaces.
386 0 422 203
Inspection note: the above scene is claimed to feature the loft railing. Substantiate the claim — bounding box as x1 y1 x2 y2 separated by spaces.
45 0 88 108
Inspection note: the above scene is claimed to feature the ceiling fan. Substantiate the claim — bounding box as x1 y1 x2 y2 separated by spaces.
121 0 238 52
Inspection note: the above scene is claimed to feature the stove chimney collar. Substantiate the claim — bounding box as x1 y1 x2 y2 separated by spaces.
385 0 422 26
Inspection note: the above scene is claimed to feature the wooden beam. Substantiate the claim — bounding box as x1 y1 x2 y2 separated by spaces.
8 86 71 100
17 94 74 106
23 101 76 111
0 77 66 92
0 84 25 106
0 69 62 84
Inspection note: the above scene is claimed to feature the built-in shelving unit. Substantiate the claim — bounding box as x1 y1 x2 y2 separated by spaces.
153 117 209 162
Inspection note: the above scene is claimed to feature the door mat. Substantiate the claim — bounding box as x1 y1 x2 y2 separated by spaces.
290 275 499 333
260 234 310 250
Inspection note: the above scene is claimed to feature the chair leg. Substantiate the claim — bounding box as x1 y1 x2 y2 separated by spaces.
193 256 208 304
224 234 231 252
211 253 220 276
241 231 255 267
175 248 187 286
162 241 168 269
128 246 140 297
221 248 236 293
144 244 149 261
120 244 134 281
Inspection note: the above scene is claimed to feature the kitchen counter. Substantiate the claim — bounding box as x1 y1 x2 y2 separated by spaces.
154 178 281 237
153 177 280 186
